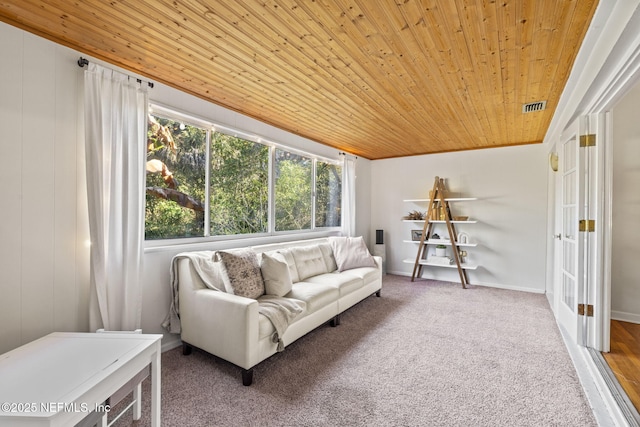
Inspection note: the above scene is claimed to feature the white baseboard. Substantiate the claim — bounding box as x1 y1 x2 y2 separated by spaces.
161 334 182 353
387 270 545 294
558 325 630 427
611 311 640 324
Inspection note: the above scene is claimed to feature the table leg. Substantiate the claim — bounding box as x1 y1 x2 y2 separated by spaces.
151 346 161 427
133 382 142 420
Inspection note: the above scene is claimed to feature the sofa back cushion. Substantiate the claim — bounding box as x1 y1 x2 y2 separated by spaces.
318 243 338 272
290 245 331 281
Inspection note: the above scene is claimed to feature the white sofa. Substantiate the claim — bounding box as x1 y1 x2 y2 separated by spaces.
173 237 382 385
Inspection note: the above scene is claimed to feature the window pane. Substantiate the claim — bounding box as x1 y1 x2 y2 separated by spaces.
275 149 312 231
315 161 342 227
210 133 269 235
145 115 206 239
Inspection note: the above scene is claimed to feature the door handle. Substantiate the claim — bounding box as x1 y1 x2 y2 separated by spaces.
554 233 562 240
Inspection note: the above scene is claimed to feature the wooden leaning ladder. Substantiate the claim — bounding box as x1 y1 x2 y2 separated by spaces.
411 176 470 288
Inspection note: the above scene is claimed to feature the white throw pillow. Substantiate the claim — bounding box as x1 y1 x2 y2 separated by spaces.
329 236 377 272
260 252 293 297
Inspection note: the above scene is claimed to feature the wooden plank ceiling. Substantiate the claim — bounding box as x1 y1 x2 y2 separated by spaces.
0 0 598 160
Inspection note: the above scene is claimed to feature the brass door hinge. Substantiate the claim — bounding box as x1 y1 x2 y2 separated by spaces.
580 134 596 147
579 219 595 232
578 303 594 317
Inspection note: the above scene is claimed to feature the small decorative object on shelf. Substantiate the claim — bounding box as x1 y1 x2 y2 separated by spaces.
403 210 425 220
411 230 423 241
426 255 454 265
457 232 469 244
435 244 447 257
431 207 438 219
429 190 458 199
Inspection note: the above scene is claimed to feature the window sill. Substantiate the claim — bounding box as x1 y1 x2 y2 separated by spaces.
143 229 342 254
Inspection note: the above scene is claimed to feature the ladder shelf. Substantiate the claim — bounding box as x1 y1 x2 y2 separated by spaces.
408 176 476 288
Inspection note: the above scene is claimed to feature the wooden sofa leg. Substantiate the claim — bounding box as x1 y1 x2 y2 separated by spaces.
376 290 381 297
182 343 193 355
242 369 254 386
330 314 341 327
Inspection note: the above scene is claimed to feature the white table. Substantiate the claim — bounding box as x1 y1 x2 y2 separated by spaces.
0 332 162 427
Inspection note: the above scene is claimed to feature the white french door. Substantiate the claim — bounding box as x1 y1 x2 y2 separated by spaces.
555 117 593 346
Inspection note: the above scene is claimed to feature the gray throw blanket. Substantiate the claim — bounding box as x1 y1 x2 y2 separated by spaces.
258 295 306 352
163 251 223 334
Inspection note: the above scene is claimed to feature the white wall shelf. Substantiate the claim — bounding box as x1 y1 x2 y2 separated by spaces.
403 258 479 270
403 219 477 224
403 239 478 247
403 197 477 202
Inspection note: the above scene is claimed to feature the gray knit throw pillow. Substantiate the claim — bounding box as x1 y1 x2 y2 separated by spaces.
217 249 265 299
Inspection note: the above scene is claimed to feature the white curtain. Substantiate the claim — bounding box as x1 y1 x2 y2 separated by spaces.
84 63 148 332
342 155 357 237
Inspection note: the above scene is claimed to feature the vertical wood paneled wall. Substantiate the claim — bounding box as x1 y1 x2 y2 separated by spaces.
0 21 90 354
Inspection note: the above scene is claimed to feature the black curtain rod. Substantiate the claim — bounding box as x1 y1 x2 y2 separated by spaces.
338 152 358 159
77 57 154 88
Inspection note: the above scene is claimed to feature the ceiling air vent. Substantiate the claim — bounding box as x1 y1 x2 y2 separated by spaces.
522 100 547 113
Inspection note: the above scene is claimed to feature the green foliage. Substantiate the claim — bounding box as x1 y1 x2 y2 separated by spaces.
275 150 312 231
145 116 206 239
210 133 268 235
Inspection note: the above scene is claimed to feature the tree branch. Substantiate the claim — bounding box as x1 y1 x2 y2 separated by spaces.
146 187 204 211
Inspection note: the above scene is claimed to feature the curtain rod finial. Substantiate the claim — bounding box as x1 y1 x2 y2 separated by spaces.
78 57 89 68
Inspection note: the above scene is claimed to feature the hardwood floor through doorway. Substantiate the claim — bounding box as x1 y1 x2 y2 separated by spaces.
602 320 640 412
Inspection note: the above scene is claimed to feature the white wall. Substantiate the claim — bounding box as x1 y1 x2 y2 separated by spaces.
0 22 91 354
0 21 373 353
611 80 640 323
370 144 549 292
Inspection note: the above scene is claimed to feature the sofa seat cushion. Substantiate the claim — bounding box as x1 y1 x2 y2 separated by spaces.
304 273 363 297
341 266 380 286
285 283 339 314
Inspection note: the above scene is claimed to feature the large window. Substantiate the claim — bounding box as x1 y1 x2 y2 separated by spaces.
145 106 342 241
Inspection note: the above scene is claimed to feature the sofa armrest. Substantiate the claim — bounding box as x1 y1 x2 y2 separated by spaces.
180 288 260 369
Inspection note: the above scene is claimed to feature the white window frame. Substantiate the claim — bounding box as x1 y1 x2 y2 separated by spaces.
144 103 342 248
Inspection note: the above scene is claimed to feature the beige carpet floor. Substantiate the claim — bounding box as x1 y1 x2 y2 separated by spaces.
112 275 596 426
